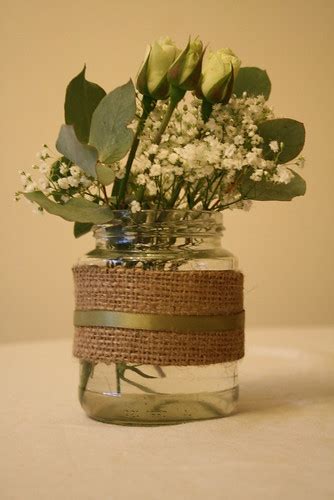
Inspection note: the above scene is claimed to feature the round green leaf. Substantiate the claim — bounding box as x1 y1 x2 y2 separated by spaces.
258 118 305 163
96 164 116 186
240 169 306 201
234 67 271 100
89 80 136 164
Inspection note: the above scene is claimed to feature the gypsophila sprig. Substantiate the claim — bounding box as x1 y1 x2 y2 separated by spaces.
17 36 306 234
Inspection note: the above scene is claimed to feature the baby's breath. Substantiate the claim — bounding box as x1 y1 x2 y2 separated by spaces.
127 94 303 211
17 94 305 215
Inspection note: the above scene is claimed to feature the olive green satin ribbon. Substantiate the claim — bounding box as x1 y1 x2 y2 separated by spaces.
74 309 245 332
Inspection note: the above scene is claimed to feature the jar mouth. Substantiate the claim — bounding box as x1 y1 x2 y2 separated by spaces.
93 209 223 229
92 209 224 244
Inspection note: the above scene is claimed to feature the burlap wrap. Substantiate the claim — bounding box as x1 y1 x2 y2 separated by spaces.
72 265 245 366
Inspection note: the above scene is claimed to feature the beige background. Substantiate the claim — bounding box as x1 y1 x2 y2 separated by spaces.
1 0 333 342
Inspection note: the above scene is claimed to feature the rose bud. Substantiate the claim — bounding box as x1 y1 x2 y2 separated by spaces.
199 48 241 104
167 37 204 91
136 37 181 100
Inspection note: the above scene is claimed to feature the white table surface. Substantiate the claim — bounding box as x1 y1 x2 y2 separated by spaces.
1 327 333 500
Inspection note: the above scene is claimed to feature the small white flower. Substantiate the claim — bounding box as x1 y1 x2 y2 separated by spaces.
272 165 294 184
147 144 159 155
234 135 245 145
20 173 28 186
226 125 237 136
136 173 147 185
24 182 37 193
157 149 168 160
38 161 50 174
146 180 157 196
80 177 93 188
168 152 178 165
250 169 264 182
251 134 263 146
224 144 236 158
68 176 80 187
70 166 81 177
269 140 280 153
245 152 257 165
130 200 141 213
150 164 162 177
57 178 70 190
61 195 70 203
37 178 50 191
296 156 305 168
36 146 48 160
60 163 69 175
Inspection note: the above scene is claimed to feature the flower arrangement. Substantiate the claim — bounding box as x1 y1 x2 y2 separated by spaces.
16 36 306 236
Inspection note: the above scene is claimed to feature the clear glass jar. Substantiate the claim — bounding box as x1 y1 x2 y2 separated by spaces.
74 210 241 425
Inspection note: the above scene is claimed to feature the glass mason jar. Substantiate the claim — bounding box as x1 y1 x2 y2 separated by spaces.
73 210 243 425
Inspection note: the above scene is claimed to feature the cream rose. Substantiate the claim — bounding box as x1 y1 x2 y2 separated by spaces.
168 37 204 90
200 48 241 103
136 37 180 99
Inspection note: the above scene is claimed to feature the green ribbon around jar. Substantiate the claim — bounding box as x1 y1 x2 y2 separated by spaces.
74 309 245 332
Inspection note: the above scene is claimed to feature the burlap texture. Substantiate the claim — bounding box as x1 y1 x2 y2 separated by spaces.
73 265 245 366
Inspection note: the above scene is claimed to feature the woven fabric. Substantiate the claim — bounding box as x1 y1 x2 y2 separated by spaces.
72 265 245 366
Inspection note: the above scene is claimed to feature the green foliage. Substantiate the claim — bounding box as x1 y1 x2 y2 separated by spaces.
79 360 95 402
96 164 115 186
117 362 157 380
24 191 114 223
258 118 305 163
240 169 306 201
65 66 106 144
201 100 213 123
74 222 93 238
89 80 136 163
234 67 271 100
56 124 98 178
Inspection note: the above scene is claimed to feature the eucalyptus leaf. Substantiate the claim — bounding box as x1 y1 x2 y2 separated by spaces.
56 124 98 178
74 222 93 238
240 169 306 201
258 118 305 163
89 80 136 163
79 360 94 401
124 365 157 379
24 191 114 223
234 67 271 100
65 66 106 143
96 164 116 186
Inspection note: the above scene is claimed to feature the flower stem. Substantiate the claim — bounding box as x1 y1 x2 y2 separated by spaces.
101 185 109 205
152 100 177 146
152 86 186 146
115 96 156 207
116 363 122 393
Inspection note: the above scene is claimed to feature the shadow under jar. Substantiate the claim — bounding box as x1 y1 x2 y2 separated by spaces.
73 210 245 425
